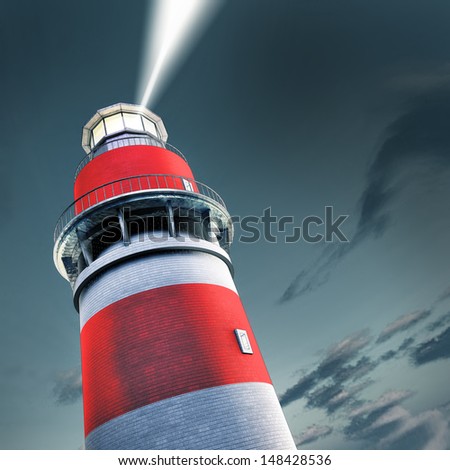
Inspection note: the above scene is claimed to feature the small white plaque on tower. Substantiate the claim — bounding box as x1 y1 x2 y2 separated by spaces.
234 329 253 354
182 178 194 192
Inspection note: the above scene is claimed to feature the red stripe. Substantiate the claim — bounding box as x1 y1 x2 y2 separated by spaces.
80 284 271 436
74 145 195 200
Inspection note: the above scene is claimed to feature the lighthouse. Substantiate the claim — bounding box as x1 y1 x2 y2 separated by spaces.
53 103 296 450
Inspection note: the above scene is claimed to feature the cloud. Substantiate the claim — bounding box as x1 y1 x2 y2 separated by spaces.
282 321 449 448
52 368 82 406
378 410 449 450
316 330 372 379
279 269 330 303
344 390 415 444
376 310 432 344
352 405 411 445
437 286 450 303
364 405 410 433
379 349 396 361
333 356 377 383
343 387 449 449
389 63 450 93
280 330 372 407
411 326 450 366
280 372 317 407
348 390 414 419
306 380 372 415
427 312 450 332
305 383 347 413
279 243 351 304
343 388 450 449
296 424 333 447
399 337 415 351
280 88 450 303
379 337 416 362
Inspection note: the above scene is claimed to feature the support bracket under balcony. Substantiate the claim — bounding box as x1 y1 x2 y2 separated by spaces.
203 208 212 242
76 229 93 266
166 201 176 238
118 207 130 246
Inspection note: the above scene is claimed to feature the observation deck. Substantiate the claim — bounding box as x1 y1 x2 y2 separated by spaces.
53 103 233 287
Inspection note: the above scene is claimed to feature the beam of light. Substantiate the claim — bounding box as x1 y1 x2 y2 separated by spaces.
137 0 223 109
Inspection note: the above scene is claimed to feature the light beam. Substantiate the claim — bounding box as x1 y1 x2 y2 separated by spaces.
137 0 223 108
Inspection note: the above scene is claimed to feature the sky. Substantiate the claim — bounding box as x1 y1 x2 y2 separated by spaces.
1 0 450 449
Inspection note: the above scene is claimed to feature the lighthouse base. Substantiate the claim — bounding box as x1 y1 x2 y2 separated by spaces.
85 382 296 450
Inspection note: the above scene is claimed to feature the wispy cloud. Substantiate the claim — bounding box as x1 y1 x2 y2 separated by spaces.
306 380 371 415
436 286 450 304
378 409 449 450
280 330 371 407
282 313 450 448
363 405 410 434
280 88 450 303
281 299 450 450
399 337 415 351
379 349 396 361
52 368 82 406
379 337 416 362
348 390 414 419
332 356 377 384
305 383 347 413
346 399 449 450
280 372 318 407
427 312 450 332
344 390 416 446
296 424 333 447
282 301 450 408
317 330 372 380
376 310 432 344
389 62 450 93
411 326 450 366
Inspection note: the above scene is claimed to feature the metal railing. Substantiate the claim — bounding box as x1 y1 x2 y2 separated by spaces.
74 135 187 179
54 174 226 243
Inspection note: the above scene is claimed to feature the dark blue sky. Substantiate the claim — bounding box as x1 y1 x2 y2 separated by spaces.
1 0 450 449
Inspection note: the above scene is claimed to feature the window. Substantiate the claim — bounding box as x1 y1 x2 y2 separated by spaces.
123 113 144 131
143 117 158 137
104 113 124 134
92 121 106 145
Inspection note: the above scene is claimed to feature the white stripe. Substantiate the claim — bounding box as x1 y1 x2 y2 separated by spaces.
85 382 296 450
73 233 232 304
79 250 237 330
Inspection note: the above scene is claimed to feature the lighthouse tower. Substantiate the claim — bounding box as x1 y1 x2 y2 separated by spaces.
53 103 295 450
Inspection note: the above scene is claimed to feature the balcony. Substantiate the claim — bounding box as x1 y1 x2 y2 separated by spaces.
54 174 227 244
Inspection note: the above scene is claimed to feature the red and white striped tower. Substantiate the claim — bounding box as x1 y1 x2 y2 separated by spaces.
53 103 295 450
